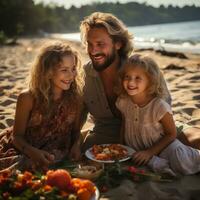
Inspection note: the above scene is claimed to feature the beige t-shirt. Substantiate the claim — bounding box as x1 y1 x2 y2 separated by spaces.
82 61 121 137
116 96 172 151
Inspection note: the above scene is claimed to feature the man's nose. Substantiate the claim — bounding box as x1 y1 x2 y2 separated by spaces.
89 46 99 55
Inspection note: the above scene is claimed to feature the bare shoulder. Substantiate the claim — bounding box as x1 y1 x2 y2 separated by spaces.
17 90 34 109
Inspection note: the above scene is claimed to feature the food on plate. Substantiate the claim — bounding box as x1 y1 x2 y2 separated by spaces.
73 164 104 180
91 144 128 161
71 178 96 200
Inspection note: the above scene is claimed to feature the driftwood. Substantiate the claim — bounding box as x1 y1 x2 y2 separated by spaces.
135 48 154 52
164 64 186 70
156 49 188 59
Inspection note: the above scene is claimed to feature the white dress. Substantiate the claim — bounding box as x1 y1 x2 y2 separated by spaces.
116 96 200 175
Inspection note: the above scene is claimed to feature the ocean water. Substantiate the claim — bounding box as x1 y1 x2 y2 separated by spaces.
130 20 200 54
52 20 200 54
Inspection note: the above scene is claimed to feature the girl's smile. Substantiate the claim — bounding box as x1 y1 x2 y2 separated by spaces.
123 66 150 97
52 55 76 97
61 79 73 87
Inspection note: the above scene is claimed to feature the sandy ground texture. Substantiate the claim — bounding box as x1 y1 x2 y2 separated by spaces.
0 37 200 200
0 37 88 131
0 37 200 131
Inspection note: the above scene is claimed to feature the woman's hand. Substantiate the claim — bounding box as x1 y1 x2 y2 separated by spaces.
29 148 55 169
132 150 153 166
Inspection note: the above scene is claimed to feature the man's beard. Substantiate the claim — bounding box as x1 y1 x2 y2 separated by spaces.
90 49 116 72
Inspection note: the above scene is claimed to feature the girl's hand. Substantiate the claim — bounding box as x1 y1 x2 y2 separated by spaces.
29 148 55 169
69 143 81 161
132 150 153 166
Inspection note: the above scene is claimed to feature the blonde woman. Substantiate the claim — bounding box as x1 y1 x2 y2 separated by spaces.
116 54 200 175
0 42 84 173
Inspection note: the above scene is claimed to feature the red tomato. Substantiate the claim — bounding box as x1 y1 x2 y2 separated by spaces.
46 169 71 191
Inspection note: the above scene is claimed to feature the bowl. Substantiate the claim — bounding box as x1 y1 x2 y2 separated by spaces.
72 163 104 180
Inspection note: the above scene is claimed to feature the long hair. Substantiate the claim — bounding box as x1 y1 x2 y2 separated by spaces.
80 12 133 59
28 42 84 112
116 54 168 99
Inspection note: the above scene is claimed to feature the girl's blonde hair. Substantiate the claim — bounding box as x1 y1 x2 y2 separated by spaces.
80 12 133 59
116 54 168 99
28 42 84 111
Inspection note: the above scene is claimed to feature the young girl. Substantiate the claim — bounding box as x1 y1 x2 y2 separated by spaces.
0 42 84 173
116 54 200 175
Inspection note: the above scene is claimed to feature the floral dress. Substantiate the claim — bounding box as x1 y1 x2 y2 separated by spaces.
0 100 78 172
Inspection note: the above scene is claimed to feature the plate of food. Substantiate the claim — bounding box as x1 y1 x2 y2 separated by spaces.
91 185 100 200
72 163 104 180
0 169 100 200
85 144 135 163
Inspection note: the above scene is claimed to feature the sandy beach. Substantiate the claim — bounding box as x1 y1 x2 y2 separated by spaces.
0 37 200 199
0 37 87 131
0 37 200 131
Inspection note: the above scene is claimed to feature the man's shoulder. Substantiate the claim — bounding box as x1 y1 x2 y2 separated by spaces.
83 61 92 72
83 61 98 77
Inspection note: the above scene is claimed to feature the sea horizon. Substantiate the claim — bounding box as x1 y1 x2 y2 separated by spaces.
51 20 200 54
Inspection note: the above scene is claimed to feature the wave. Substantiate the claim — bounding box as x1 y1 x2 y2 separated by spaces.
134 37 200 54
51 32 200 54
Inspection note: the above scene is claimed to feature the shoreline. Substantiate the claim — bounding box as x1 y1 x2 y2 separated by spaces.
51 32 200 55
0 37 200 131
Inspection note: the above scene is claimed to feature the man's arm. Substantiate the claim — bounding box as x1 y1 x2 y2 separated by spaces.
80 102 89 129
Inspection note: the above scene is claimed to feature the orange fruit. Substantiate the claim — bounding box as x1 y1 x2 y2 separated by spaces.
46 169 71 191
71 178 83 191
81 180 95 193
77 188 91 200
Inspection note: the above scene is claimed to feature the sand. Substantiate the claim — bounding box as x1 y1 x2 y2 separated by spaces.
0 37 200 199
1 37 200 131
0 37 88 131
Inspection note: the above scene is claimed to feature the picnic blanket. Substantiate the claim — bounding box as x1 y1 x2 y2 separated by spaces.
101 174 200 200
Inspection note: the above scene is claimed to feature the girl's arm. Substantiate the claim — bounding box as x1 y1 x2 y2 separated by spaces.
12 91 34 153
133 112 176 166
148 112 177 155
12 91 54 167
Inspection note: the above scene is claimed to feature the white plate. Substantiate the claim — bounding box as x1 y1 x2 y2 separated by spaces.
85 144 135 163
91 186 100 200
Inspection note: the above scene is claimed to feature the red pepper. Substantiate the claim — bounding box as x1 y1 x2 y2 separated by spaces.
128 166 137 174
100 186 108 193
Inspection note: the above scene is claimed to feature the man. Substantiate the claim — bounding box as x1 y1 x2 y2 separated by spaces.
80 12 200 151
80 12 132 151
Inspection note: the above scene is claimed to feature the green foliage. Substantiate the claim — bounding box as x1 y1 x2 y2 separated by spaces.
0 1 199 36
177 125 184 134
0 31 7 44
95 161 173 191
0 0 36 36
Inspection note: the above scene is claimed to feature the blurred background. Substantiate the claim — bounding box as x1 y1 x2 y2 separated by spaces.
0 0 200 53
